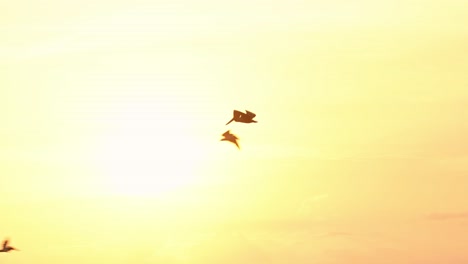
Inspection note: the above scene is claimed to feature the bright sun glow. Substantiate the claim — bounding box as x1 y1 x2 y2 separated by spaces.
90 102 208 198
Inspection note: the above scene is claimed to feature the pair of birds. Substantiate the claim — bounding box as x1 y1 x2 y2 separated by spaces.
221 110 257 149
0 238 18 253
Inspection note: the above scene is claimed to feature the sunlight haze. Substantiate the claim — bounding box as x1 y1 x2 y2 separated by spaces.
1 0 468 263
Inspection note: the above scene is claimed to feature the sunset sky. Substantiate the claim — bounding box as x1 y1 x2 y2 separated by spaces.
1 0 468 263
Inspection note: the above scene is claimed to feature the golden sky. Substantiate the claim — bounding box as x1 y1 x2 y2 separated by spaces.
1 0 468 263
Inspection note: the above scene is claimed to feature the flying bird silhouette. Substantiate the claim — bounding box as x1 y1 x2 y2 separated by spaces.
0 238 18 252
226 110 257 125
221 130 240 149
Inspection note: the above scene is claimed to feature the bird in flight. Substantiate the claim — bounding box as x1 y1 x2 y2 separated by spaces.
0 238 18 253
221 130 240 149
226 110 257 125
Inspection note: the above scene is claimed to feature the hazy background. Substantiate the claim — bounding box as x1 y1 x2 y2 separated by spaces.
1 0 468 263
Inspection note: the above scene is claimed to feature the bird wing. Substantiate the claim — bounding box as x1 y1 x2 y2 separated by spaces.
226 110 242 125
233 139 240 149
226 131 238 139
226 137 239 148
233 110 243 117
3 239 8 248
245 110 256 118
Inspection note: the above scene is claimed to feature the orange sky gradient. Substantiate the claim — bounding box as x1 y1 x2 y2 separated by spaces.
1 0 468 263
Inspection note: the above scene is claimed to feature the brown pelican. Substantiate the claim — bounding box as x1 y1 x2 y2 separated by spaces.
221 130 240 149
0 238 18 252
225 110 257 125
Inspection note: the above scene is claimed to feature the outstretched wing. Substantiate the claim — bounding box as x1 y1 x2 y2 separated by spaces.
233 110 243 117
233 141 240 149
227 130 239 139
222 130 231 137
233 110 243 119
3 239 8 248
245 110 256 118
226 137 240 149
